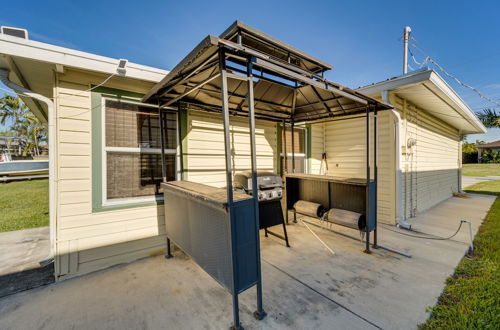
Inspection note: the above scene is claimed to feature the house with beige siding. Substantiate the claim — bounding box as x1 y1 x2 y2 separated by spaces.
0 30 486 280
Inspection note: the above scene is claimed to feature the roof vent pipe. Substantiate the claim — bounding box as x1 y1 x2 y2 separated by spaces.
0 69 57 267
403 26 411 74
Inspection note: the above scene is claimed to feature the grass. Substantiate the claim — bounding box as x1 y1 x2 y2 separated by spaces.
462 164 500 177
0 179 49 233
464 180 500 196
419 180 500 329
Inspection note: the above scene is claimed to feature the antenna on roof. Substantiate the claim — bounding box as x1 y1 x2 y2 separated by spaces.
403 26 411 74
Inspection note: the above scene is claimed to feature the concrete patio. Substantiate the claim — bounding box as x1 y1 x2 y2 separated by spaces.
0 193 495 330
0 227 53 298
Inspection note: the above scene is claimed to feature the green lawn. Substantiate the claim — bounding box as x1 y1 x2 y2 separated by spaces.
464 180 500 196
420 180 500 329
0 179 49 232
462 164 500 177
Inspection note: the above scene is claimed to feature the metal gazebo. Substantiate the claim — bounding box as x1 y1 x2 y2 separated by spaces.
143 21 392 329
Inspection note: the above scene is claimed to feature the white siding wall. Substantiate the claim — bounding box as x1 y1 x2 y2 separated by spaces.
53 68 461 278
310 112 396 224
55 69 166 279
186 112 277 187
391 95 460 218
309 124 325 174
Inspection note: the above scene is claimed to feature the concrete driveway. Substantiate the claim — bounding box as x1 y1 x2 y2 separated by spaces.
0 194 495 330
462 175 500 188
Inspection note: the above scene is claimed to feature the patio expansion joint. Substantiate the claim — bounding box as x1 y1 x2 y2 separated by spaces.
261 257 383 330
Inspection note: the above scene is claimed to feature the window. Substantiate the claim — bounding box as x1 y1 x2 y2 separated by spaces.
102 98 177 205
281 127 306 173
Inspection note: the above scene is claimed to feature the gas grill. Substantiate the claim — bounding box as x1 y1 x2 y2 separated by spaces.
234 171 283 201
234 171 290 247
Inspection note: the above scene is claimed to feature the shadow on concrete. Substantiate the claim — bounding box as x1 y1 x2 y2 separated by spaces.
0 226 53 298
0 262 54 298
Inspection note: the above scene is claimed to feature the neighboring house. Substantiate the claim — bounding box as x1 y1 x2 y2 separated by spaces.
0 135 21 155
0 26 486 280
477 140 500 160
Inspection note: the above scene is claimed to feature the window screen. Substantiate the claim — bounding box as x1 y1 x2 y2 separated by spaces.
104 99 177 201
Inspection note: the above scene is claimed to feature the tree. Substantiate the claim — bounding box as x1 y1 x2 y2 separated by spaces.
476 108 500 128
0 94 47 156
480 150 500 164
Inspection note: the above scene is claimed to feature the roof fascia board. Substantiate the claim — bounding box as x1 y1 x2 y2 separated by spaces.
358 69 486 133
357 70 433 95
427 71 486 133
0 34 168 83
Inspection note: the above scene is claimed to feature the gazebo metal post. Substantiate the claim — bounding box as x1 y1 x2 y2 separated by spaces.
219 49 241 329
158 103 167 182
177 103 184 181
373 106 378 248
283 120 288 174
291 88 296 174
291 120 295 173
365 105 371 254
158 102 172 259
283 120 288 224
247 58 267 321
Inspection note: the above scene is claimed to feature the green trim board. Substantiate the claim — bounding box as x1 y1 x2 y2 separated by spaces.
179 104 189 180
306 124 312 173
276 123 282 175
91 86 164 212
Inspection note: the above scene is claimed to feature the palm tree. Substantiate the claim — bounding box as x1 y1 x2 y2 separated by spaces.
476 108 500 128
1 94 28 127
0 94 47 156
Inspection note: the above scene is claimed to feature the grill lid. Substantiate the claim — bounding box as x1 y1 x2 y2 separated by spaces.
233 171 283 191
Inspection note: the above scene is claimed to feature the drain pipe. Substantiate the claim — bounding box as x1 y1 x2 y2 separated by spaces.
0 69 56 263
382 90 412 229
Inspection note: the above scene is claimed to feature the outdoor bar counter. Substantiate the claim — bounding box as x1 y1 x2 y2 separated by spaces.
161 181 260 295
285 173 376 232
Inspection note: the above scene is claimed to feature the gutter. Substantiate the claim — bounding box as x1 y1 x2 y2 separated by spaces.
382 90 412 229
0 34 168 83
0 69 57 266
358 69 487 134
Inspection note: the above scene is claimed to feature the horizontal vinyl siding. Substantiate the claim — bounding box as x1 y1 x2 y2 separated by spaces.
310 124 325 174
323 112 396 224
392 95 460 218
55 69 166 279
186 112 277 187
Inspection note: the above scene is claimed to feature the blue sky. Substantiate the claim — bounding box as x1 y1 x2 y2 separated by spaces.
1 0 499 142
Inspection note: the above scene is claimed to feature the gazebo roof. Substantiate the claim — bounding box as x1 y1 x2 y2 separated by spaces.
143 21 391 123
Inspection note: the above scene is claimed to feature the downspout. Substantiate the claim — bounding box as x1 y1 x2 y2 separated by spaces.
0 69 57 263
382 90 412 229
458 138 463 192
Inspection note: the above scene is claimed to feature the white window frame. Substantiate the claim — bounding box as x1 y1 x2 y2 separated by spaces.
101 97 177 206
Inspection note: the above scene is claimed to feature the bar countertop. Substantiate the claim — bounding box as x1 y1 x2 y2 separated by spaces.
285 173 373 186
161 180 252 208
